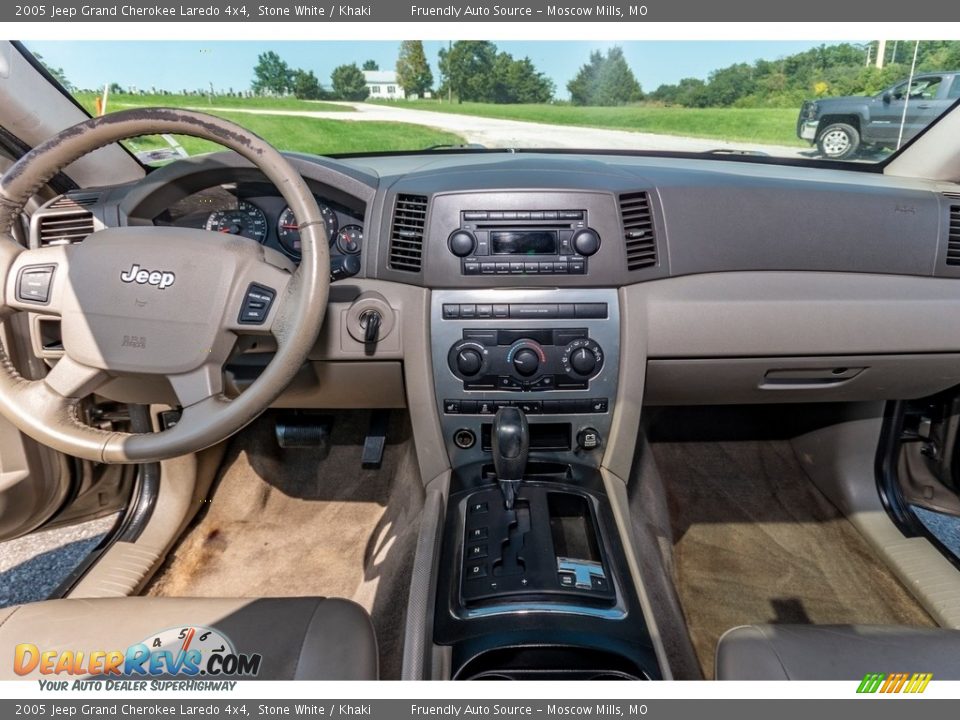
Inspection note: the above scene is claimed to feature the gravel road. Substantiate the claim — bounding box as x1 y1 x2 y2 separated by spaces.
180 100 812 158
0 514 117 608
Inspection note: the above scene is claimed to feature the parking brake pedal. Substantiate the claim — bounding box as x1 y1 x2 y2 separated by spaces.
361 410 391 469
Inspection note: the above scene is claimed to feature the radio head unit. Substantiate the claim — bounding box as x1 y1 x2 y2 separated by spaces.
447 210 601 276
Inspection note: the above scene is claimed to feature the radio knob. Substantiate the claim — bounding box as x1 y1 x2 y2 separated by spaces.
570 347 598 376
448 230 476 258
572 228 601 257
513 348 540 377
456 348 484 376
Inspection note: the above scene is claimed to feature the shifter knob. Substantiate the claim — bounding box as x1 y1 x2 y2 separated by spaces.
492 407 529 510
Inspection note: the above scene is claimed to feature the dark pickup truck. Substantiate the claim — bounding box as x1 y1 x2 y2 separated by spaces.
798 71 960 159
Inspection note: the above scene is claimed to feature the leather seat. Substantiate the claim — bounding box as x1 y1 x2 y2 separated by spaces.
0 597 377 680
716 624 960 680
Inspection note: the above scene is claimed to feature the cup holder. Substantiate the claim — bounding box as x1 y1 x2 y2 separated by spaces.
456 646 648 681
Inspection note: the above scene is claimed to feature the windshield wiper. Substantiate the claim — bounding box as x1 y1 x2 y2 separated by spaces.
703 148 770 157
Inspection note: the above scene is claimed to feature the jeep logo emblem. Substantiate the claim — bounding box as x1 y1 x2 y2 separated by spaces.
120 264 175 290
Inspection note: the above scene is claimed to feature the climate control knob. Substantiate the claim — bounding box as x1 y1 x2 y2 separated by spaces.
570 347 598 376
562 338 604 379
448 230 476 258
513 348 540 377
572 228 601 257
456 348 484 376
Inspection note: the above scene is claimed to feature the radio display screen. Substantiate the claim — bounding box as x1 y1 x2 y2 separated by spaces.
490 230 558 256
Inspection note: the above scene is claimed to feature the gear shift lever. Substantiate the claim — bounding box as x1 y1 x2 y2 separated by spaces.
492 407 529 510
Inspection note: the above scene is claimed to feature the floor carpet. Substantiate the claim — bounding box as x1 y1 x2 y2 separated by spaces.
144 410 424 679
654 438 934 678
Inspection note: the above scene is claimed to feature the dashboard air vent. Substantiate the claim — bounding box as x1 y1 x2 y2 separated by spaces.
388 193 428 272
948 203 960 266
618 191 658 271
48 192 100 210
37 193 100 247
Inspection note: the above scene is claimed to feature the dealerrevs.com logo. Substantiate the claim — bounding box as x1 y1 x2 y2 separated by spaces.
13 626 261 678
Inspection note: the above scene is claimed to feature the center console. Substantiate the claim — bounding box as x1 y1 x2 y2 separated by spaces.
429 285 660 680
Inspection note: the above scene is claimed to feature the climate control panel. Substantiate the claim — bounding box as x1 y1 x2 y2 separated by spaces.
432 288 620 469
447 328 605 392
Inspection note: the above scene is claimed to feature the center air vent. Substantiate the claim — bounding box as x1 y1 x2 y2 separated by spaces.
388 193 427 272
948 203 960 266
618 191 658 271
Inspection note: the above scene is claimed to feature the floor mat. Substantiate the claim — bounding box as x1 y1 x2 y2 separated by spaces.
144 411 424 679
655 439 934 678
913 505 960 559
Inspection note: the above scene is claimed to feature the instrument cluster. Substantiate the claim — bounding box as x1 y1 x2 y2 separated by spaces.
155 183 364 263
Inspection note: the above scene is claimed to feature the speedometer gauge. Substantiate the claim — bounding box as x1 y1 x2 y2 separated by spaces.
204 200 268 243
277 204 338 258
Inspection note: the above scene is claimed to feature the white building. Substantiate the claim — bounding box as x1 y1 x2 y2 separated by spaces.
363 70 405 100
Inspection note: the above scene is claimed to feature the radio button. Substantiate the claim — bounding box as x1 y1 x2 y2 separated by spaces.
539 262 555 273
561 210 584 220
509 262 524 273
464 262 480 275
529 211 544 220
442 304 460 319
495 262 510 274
488 212 504 220
569 259 586 274
464 212 487 221
502 211 517 220
510 304 558 319
516 211 531 220
459 304 477 318
476 304 493 318
480 262 496 274
524 262 539 273
554 262 569 274
543 211 558 220
493 304 509 318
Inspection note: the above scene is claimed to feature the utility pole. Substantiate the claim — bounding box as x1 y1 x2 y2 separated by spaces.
876 40 887 69
447 40 452 104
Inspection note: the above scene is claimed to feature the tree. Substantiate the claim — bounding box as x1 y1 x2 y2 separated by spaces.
490 54 554 103
396 40 434 98
252 51 293 96
362 60 379 71
292 69 323 100
109 82 124 95
438 41 497 103
568 47 642 106
33 53 73 91
331 64 369 101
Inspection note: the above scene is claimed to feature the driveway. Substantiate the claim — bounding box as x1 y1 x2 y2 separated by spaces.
187 101 811 158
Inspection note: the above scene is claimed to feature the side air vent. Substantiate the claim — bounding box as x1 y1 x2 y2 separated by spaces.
388 193 428 272
948 203 960 266
48 192 100 210
618 191 658 271
38 210 95 246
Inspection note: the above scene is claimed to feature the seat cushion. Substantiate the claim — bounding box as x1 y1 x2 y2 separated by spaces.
0 596 377 680
716 624 960 680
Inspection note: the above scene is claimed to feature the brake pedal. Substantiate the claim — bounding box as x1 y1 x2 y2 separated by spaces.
361 410 391 469
275 414 332 452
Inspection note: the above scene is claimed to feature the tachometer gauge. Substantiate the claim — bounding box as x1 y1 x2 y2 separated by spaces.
204 200 268 243
277 204 338 258
336 225 363 255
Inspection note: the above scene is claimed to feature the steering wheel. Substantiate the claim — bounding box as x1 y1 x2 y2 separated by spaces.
0 109 330 463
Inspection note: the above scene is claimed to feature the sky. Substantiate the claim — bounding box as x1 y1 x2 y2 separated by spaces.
25 40 855 97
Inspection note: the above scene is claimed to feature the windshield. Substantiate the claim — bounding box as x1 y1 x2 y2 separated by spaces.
22 40 960 166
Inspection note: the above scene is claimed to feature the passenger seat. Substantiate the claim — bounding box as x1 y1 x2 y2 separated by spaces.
716 624 960 680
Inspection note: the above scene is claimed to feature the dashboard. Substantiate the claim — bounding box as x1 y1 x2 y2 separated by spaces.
27 148 960 479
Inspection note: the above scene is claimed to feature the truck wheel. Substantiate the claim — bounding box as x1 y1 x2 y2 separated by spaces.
816 123 860 159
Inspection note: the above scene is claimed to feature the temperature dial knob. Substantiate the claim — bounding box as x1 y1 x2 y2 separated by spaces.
507 340 546 379
562 338 604 378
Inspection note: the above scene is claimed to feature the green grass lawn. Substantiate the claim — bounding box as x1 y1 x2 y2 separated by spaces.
373 100 805 147
74 92 352 115
105 109 463 160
